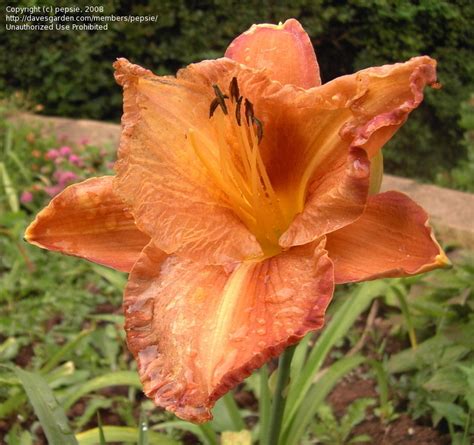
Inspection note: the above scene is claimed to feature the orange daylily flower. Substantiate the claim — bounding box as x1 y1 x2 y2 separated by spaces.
25 19 449 423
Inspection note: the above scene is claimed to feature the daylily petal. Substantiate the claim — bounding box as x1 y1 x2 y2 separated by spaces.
275 56 437 247
325 191 450 284
124 238 334 422
25 176 150 272
225 18 321 88
113 58 263 265
279 148 370 248
113 55 436 262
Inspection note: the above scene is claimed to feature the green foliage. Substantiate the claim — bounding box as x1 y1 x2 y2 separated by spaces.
436 95 474 191
311 399 375 444
1 113 473 444
385 256 474 443
11 366 78 445
1 0 473 188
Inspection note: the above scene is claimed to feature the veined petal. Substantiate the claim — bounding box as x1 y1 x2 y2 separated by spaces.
275 56 437 247
279 148 370 248
25 176 150 272
225 18 321 88
124 239 334 422
326 191 450 284
114 56 436 259
113 58 263 265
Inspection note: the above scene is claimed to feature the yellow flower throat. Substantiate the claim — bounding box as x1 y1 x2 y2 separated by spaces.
189 78 297 257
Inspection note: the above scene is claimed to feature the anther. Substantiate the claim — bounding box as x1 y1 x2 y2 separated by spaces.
212 84 229 115
209 98 220 118
253 117 264 144
230 77 240 102
235 96 243 126
244 98 254 125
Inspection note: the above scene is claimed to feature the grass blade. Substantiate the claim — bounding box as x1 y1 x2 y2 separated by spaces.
289 334 310 383
152 420 217 445
284 281 388 428
91 264 127 290
368 359 391 420
282 355 366 445
8 150 31 182
258 365 271 445
389 284 418 348
61 371 141 410
222 392 246 431
0 162 19 212
41 328 92 374
97 413 106 445
76 426 178 445
199 423 219 445
138 411 149 445
12 366 78 445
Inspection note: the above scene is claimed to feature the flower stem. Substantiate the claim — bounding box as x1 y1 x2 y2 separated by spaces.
264 344 296 445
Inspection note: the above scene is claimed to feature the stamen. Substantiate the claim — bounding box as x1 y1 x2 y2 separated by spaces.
209 98 220 118
230 77 240 102
244 99 254 125
235 96 243 126
212 85 229 115
194 82 293 256
252 117 263 144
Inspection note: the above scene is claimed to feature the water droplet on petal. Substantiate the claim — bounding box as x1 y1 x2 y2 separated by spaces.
349 158 369 179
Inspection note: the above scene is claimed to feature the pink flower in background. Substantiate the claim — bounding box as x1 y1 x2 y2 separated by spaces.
54 171 78 185
59 146 72 156
44 185 63 197
79 137 90 145
45 149 59 160
69 154 84 166
20 191 33 204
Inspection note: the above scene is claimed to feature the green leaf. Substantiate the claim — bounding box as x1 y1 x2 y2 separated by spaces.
138 411 149 445
284 281 387 429
282 355 367 445
341 398 376 434
61 371 141 410
0 337 20 361
91 264 127 290
424 366 469 395
209 394 244 433
152 420 214 445
222 392 246 431
97 414 106 445
0 162 19 212
389 284 417 348
258 365 271 445
350 434 373 443
387 334 469 373
76 426 178 445
428 401 468 427
41 328 92 373
12 366 78 445
76 399 113 430
368 360 391 421
289 334 310 384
